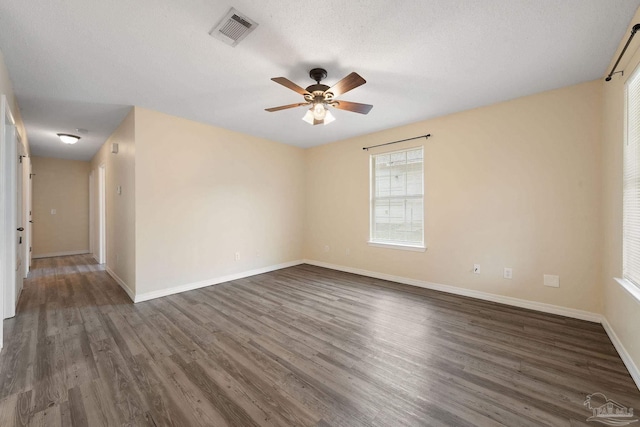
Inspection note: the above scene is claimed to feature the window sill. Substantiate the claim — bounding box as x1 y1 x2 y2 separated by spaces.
367 241 427 252
614 277 640 303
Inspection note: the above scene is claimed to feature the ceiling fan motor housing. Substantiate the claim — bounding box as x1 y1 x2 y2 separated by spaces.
309 68 328 83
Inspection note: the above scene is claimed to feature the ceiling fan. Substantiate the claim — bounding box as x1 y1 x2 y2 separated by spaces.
265 68 373 125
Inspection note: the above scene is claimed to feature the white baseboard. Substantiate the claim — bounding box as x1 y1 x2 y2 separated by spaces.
106 267 135 302
302 259 603 323
134 260 305 303
601 317 640 391
33 249 90 259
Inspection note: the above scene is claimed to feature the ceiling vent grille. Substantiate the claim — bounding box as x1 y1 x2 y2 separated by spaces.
210 8 258 47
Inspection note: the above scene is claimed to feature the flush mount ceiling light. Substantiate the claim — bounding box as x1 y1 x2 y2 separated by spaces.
265 68 373 126
57 133 81 144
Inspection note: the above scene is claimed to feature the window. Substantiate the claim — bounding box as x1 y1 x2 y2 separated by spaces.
624 67 640 289
370 147 424 249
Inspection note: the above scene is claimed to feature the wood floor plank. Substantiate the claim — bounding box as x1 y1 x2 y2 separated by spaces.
0 255 639 426
152 353 233 426
27 404 60 427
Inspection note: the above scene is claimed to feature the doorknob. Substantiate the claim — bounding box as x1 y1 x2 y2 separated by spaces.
29 220 33 223
17 227 24 231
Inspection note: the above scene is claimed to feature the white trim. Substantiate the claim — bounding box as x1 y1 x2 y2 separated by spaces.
601 317 640 391
32 250 90 259
302 259 602 323
106 266 135 302
615 277 640 303
133 260 305 303
89 171 94 261
97 164 106 265
367 241 427 252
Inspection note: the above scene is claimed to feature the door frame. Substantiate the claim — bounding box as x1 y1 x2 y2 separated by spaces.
98 164 106 264
89 170 94 260
15 138 25 303
1 95 18 325
25 156 32 276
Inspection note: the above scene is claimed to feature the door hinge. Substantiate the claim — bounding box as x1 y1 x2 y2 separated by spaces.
19 236 22 244
19 155 22 163
29 247 32 253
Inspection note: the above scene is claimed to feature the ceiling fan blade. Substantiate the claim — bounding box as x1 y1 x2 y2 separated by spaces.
326 72 366 97
331 100 373 114
265 102 309 112
271 77 311 95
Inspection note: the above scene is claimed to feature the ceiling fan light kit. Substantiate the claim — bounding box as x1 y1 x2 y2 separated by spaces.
266 67 373 126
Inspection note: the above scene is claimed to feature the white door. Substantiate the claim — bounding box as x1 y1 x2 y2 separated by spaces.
15 141 25 300
1 94 19 325
26 158 32 274
0 100 4 349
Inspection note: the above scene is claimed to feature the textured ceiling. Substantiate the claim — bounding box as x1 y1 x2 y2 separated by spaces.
0 0 638 161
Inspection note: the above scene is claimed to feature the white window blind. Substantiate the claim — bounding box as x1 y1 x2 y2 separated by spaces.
624 67 640 288
370 147 424 247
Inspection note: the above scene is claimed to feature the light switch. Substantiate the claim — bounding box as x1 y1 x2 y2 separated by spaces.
51 209 56 215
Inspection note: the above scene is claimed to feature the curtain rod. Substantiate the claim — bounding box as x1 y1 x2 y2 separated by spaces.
606 23 640 82
362 134 431 151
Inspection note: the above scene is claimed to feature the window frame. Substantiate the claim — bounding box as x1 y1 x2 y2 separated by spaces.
368 145 426 251
621 63 640 301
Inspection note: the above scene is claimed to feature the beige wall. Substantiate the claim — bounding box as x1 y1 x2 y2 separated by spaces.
305 80 603 313
91 108 136 294
134 107 305 296
602 10 640 374
31 157 90 257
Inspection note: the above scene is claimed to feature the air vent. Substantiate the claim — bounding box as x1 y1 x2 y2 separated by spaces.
210 8 258 47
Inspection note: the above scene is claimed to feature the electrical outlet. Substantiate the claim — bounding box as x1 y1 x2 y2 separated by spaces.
324 245 330 252
51 209 56 215
504 267 513 279
473 264 480 274
235 252 240 261
543 274 559 288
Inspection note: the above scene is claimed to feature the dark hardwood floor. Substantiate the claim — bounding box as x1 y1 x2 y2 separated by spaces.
0 255 638 426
